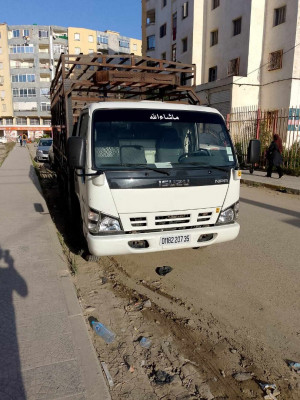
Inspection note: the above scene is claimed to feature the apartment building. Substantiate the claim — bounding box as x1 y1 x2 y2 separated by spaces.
0 24 142 141
0 24 68 140
142 0 300 115
69 27 142 56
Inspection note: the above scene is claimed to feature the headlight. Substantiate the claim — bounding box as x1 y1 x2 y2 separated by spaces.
99 216 121 232
87 209 122 234
216 202 239 225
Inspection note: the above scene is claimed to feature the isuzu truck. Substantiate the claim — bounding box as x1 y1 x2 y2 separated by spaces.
51 53 241 256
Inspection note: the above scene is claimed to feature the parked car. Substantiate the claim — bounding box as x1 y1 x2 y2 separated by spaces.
35 138 53 162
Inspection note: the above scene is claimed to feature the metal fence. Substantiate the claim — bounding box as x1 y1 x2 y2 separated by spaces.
227 106 300 171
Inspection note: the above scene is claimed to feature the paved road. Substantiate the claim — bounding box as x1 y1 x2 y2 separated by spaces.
114 185 300 370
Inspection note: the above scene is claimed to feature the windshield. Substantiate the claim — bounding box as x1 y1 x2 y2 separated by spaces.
39 140 52 147
92 109 235 170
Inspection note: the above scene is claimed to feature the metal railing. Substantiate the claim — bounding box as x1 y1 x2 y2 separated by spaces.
227 106 300 171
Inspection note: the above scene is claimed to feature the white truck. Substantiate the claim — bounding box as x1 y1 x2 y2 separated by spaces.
51 54 241 257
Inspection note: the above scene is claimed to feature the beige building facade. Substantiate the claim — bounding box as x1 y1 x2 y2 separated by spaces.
0 24 13 119
142 0 300 114
69 27 142 56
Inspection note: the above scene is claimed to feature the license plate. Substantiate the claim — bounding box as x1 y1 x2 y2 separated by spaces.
160 234 191 246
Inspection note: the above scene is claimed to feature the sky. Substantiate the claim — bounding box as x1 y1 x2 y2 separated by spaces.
0 0 142 39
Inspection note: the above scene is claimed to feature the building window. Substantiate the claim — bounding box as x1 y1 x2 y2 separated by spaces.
23 29 30 37
74 47 81 55
97 35 108 45
233 17 242 36
2 104 6 112
40 102 51 112
30 118 39 125
182 2 188 19
268 50 283 71
146 9 156 24
0 76 3 84
12 29 20 38
0 90 5 99
40 88 50 96
11 74 35 83
172 12 177 40
147 35 155 51
13 88 36 97
210 30 218 46
0 47 2 54
16 118 27 125
160 23 167 38
132 43 137 51
274 6 286 26
9 44 34 54
161 52 166 60
212 0 220 9
74 33 80 41
228 58 240 76
182 37 188 53
0 63 2 70
208 66 217 82
6 118 13 124
119 40 130 48
39 30 49 38
88 35 94 43
162 0 167 7
172 43 176 61
43 119 51 126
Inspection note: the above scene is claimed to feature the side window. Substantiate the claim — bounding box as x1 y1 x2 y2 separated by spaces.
78 113 89 138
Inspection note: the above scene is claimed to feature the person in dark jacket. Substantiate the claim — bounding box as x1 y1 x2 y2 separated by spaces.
266 133 283 178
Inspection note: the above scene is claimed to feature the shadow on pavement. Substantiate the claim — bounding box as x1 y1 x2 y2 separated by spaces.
0 247 28 400
240 197 300 220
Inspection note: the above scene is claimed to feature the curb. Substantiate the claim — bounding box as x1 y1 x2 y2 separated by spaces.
241 179 300 195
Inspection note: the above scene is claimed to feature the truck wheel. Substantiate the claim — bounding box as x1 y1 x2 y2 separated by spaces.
84 253 100 262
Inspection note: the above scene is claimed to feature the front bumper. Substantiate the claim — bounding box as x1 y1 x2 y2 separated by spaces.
36 153 49 161
87 222 240 256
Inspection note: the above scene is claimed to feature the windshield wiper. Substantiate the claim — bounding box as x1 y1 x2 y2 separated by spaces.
178 162 231 173
120 164 170 176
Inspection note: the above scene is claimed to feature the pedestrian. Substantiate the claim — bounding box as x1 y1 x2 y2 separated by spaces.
266 133 283 178
22 134 27 147
19 135 22 147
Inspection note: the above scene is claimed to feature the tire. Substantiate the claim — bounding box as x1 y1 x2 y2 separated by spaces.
84 253 100 262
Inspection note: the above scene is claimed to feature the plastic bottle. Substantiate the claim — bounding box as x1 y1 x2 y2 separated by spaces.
139 337 151 349
91 321 115 343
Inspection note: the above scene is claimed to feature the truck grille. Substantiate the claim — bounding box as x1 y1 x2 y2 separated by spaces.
155 214 190 226
124 208 217 232
130 217 147 227
197 212 212 222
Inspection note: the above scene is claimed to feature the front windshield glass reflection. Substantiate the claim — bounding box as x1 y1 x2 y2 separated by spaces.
92 109 235 169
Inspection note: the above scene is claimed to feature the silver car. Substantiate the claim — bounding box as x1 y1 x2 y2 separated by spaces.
36 138 53 162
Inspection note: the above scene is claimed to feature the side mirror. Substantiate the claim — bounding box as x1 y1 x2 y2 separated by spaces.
67 137 86 169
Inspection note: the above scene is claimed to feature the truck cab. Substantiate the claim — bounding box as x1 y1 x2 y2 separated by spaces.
69 101 240 256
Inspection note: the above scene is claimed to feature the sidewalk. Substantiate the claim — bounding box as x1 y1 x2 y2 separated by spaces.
0 145 111 400
241 169 300 195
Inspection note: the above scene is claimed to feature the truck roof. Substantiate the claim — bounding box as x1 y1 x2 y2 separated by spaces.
85 101 221 115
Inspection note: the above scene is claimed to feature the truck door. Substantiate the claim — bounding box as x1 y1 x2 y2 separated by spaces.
75 112 89 230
